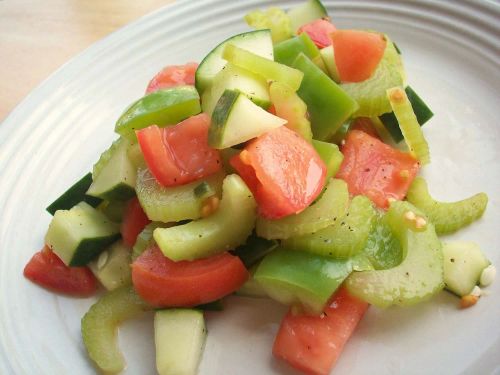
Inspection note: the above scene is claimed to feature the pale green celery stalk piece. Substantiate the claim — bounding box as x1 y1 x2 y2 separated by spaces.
256 178 349 240
245 7 293 43
346 201 444 307
406 177 488 235
132 222 173 261
222 43 304 91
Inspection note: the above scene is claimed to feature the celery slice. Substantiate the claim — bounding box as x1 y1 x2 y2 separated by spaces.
387 87 430 164
245 7 293 43
406 177 488 235
132 222 172 261
256 178 349 240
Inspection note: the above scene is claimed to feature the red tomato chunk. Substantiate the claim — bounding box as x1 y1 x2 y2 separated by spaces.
24 246 97 297
145 62 198 94
136 113 221 187
132 246 248 307
297 19 337 49
337 130 419 209
273 287 369 375
230 126 326 220
121 197 151 247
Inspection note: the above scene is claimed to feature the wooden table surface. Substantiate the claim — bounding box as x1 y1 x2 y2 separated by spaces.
0 0 173 122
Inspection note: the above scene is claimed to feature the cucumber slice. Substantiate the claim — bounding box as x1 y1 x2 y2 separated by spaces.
87 138 137 201
88 241 132 291
209 89 286 149
283 195 376 259
155 309 206 375
81 286 151 374
195 30 273 93
232 233 278 268
126 141 146 170
406 177 488 235
287 0 328 32
201 63 270 116
256 178 349 240
312 140 343 180
387 86 430 164
154 174 257 261
115 86 201 140
442 241 490 297
320 45 340 82
46 172 102 215
346 201 444 308
222 44 304 91
45 202 120 266
236 264 269 298
98 200 127 223
245 7 293 43
292 53 358 141
136 168 225 223
361 216 403 270
274 33 327 73
219 147 239 174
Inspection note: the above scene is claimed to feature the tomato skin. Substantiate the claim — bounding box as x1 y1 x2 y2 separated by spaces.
230 126 326 220
273 287 369 375
121 197 151 247
24 246 97 297
297 19 337 49
136 113 222 187
337 130 419 209
145 62 198 94
332 30 386 82
132 246 249 307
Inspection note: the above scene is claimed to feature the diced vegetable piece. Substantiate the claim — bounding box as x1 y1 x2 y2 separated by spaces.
273 287 368 375
45 202 120 266
319 45 340 82
287 0 328 32
406 177 488 235
297 19 336 49
379 86 434 143
201 63 270 116
219 147 239 174
256 178 348 240
312 140 343 180
146 62 198 94
283 195 376 259
349 117 380 139
292 53 359 140
337 130 420 209
81 286 151 374
132 222 170 261
332 30 386 83
46 173 102 215
137 113 221 187
269 81 313 141
232 233 278 268
387 87 430 164
209 90 286 149
115 86 201 140
195 30 273 93
231 126 326 220
24 246 97 297
132 246 248 307
223 44 304 91
154 309 206 375
120 197 150 247
244 7 293 43
136 167 224 223
341 39 404 117
126 142 146 170
153 174 256 261
88 241 132 291
361 216 403 270
274 33 327 73
236 264 269 298
255 249 353 314
346 201 444 307
442 241 490 297
98 200 127 223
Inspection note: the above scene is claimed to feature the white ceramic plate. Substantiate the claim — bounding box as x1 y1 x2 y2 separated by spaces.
1 1 499 374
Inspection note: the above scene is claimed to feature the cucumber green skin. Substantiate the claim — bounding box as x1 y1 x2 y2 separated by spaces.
255 248 352 315
274 33 320 67
288 0 328 32
232 233 278 268
46 173 102 215
379 86 434 143
361 216 403 270
92 183 136 202
312 140 343 180
346 201 444 308
209 89 240 149
154 174 257 261
67 235 121 267
406 177 488 235
256 178 349 240
82 286 151 374
292 53 358 141
114 86 201 140
283 195 376 259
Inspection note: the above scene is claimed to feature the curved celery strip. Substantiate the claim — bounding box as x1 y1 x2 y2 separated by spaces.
244 7 293 43
406 177 488 235
81 286 151 374
154 174 257 261
283 195 376 259
256 179 349 240
387 87 430 164
346 201 444 307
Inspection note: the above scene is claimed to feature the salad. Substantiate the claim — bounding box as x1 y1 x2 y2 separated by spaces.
22 0 495 374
